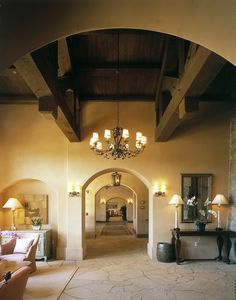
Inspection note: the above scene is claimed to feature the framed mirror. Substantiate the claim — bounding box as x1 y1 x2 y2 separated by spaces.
181 173 212 223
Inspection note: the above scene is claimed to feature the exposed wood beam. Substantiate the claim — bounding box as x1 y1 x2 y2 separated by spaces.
78 63 163 70
179 97 199 120
14 50 80 142
58 38 72 77
178 40 185 77
14 54 53 99
155 46 226 141
78 95 155 102
0 95 37 104
154 36 169 122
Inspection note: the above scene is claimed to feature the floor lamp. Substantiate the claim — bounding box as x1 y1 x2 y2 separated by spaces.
169 194 184 229
212 194 228 229
3 198 23 230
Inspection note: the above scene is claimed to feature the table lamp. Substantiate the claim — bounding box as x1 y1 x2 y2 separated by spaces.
169 194 184 229
3 197 23 230
212 194 228 229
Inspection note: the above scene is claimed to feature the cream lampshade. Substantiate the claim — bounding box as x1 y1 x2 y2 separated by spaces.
3 198 23 230
169 194 184 229
212 194 228 229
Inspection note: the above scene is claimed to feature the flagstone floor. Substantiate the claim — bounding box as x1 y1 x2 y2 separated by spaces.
59 235 236 300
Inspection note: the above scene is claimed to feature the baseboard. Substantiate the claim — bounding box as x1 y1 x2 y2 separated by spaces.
136 234 148 238
96 221 106 223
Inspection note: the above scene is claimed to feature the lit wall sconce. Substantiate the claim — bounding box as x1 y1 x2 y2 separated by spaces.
100 198 106 205
68 183 81 197
154 184 166 196
127 198 133 204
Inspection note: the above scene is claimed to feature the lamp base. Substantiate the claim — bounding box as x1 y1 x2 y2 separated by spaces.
10 225 16 231
216 227 223 232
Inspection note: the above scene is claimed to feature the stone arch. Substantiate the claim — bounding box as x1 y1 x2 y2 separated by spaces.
1 1 236 71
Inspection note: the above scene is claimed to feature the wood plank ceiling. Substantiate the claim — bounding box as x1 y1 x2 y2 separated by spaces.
0 29 235 142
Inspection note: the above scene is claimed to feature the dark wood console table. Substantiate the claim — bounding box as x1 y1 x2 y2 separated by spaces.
171 229 236 265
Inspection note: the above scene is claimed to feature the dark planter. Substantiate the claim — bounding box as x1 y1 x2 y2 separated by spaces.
196 222 206 232
157 242 175 262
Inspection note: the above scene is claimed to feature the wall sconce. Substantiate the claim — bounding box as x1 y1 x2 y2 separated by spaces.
127 198 133 204
100 198 106 205
68 183 81 197
154 184 166 196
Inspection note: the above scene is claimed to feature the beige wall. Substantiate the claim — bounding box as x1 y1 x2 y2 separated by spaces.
0 100 230 260
1 0 236 72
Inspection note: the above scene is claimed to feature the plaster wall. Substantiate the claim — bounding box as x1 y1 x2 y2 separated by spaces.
1 1 236 72
0 100 230 260
0 104 69 259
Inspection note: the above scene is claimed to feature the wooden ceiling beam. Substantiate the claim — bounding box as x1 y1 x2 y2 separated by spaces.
58 38 72 77
154 36 169 123
0 95 37 104
78 95 155 101
155 46 226 141
14 50 80 142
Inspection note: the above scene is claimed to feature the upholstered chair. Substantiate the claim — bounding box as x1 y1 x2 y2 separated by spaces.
0 233 39 273
0 266 31 300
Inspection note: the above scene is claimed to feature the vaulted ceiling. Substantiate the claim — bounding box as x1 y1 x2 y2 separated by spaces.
0 29 235 142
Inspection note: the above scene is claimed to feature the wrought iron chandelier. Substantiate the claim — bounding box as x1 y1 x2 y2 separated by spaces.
89 102 147 160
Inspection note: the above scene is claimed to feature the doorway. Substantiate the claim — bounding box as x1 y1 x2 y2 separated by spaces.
83 168 149 258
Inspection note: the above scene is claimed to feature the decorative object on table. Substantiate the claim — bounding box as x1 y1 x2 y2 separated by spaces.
212 194 229 229
186 196 217 231
89 104 147 159
181 173 212 222
169 194 184 229
3 198 23 230
31 218 42 230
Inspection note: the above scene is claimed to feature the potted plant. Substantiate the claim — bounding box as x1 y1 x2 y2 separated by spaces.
187 196 217 231
31 218 42 230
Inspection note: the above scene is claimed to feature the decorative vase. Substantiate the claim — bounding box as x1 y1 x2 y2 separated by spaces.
32 225 41 231
196 222 206 232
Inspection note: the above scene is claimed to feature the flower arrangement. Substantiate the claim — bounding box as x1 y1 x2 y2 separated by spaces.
186 196 217 226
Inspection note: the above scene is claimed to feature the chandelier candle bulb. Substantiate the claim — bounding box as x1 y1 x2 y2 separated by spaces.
142 136 147 144
136 132 142 140
104 129 111 139
96 142 102 150
92 132 99 141
122 129 129 139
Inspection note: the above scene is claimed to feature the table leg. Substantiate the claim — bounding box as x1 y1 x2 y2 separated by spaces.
224 236 232 264
215 234 224 260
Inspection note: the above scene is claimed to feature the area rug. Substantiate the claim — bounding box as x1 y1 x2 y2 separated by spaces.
23 260 79 300
101 223 134 236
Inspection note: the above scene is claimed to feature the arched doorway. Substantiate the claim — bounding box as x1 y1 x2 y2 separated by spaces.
82 168 150 258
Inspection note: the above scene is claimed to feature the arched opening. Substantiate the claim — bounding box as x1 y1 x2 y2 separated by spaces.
82 168 150 258
0 178 58 258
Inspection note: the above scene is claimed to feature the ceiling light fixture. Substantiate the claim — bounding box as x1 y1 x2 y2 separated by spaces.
90 102 147 159
89 32 147 160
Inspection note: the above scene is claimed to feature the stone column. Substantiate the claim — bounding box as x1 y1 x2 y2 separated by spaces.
228 105 236 261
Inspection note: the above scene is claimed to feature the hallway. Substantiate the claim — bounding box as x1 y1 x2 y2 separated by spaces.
59 235 235 300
